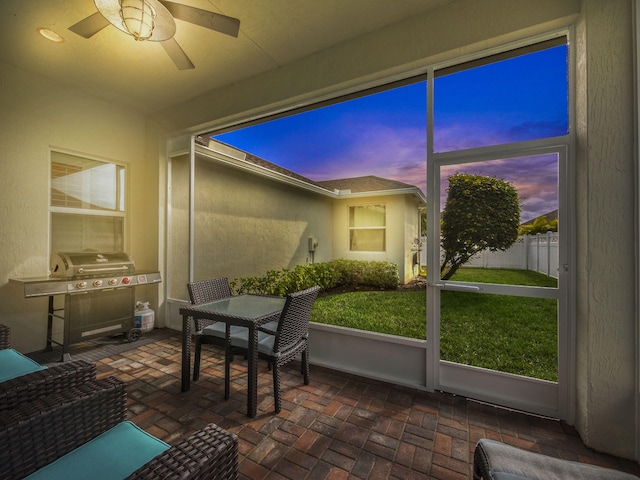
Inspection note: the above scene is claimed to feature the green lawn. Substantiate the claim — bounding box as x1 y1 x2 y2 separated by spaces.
311 268 558 381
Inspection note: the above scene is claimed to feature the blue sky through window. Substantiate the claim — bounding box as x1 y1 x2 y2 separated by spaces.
212 44 568 223
434 44 568 151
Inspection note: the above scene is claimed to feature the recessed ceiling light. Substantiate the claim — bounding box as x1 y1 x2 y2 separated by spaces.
38 28 64 43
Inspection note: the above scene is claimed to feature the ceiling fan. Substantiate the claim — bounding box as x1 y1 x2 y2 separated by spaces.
69 0 240 70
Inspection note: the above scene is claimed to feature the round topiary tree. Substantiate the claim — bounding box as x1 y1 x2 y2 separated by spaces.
440 173 520 280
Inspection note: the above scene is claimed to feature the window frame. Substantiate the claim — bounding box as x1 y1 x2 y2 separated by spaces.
348 203 387 252
49 149 127 253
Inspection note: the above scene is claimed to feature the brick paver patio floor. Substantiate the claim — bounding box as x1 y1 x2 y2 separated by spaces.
32 328 640 479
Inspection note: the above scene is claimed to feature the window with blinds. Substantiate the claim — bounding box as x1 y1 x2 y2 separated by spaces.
50 151 125 253
349 204 386 252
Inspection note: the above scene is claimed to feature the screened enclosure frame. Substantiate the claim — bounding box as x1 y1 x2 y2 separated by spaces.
164 26 576 422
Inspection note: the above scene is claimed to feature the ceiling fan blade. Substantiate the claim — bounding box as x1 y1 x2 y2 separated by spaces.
161 38 195 70
158 1 240 37
68 12 110 38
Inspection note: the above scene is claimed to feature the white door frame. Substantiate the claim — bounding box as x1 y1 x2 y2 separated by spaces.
427 141 573 420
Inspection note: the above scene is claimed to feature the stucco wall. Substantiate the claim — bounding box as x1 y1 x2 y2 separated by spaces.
574 0 637 459
165 153 333 302
0 61 155 353
330 194 420 283
404 196 423 281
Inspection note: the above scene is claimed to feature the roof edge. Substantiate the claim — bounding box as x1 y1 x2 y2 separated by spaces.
195 144 338 197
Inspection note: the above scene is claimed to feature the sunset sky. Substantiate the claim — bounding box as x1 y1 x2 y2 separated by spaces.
213 45 567 223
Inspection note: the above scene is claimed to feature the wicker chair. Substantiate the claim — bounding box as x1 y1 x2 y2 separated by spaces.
0 376 239 480
0 324 9 350
188 277 247 381
227 285 320 413
0 324 96 410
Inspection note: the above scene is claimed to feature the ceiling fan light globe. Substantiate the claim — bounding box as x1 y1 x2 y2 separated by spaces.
119 0 155 41
95 0 176 42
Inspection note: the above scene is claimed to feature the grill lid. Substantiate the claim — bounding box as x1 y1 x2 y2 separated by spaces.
50 252 135 278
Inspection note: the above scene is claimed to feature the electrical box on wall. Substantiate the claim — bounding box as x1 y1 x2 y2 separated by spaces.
308 236 318 252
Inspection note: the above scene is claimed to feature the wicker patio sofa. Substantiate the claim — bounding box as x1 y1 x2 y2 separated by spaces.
0 322 9 349
0 375 238 479
473 439 639 480
0 323 96 410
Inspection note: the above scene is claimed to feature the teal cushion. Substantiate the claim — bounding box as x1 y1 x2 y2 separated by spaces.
202 322 247 338
25 421 170 480
0 348 46 382
230 328 302 355
260 321 279 334
229 329 274 352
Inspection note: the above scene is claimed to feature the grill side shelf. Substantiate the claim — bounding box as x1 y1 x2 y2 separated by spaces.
10 278 68 298
10 272 162 298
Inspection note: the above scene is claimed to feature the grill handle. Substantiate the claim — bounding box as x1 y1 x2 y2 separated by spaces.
77 266 130 274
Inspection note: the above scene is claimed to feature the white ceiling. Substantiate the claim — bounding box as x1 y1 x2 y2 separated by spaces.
1 0 451 114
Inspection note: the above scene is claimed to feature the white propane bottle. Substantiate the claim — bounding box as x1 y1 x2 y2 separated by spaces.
134 301 155 333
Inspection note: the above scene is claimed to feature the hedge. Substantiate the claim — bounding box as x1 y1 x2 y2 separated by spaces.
230 259 399 296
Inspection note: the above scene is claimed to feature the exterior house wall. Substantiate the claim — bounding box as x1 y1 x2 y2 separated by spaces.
168 151 421 296
194 157 333 281
404 195 423 281
330 194 418 283
166 153 334 302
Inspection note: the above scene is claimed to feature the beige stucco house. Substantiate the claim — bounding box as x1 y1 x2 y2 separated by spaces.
1 0 640 463
175 140 425 287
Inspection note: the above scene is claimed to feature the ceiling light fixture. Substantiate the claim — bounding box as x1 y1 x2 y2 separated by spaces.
94 0 175 42
38 27 64 43
119 0 155 40
69 0 240 70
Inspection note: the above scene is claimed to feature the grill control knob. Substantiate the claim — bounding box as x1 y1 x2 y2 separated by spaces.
121 277 131 285
76 281 87 289
93 280 103 287
108 278 118 286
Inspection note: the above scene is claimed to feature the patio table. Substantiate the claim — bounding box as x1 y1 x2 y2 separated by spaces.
180 294 286 417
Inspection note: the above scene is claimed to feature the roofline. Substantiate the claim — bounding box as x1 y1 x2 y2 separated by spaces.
336 188 427 205
195 144 338 197
195 143 427 205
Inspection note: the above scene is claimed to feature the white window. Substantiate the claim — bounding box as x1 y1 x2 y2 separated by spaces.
349 204 386 252
50 151 125 253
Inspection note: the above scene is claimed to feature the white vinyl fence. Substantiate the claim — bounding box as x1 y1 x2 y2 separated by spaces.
420 232 559 279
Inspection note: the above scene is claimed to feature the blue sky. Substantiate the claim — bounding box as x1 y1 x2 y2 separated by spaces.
213 45 567 223
214 83 427 186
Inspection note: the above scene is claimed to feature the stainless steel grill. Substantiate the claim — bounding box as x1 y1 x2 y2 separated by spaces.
11 252 161 360
50 251 135 279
